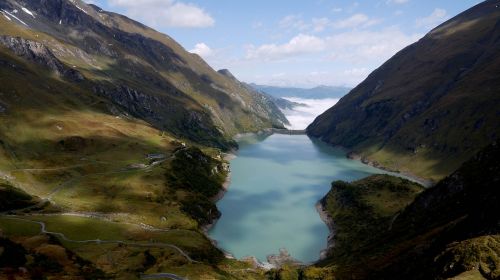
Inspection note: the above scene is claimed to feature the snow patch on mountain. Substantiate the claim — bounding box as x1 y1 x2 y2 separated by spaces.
21 7 35 18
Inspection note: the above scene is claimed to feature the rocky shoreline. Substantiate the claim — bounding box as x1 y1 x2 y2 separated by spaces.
201 151 240 261
306 139 434 263
202 152 236 233
313 149 433 262
203 130 345 270
202 157 295 270
315 199 335 260
201 131 309 270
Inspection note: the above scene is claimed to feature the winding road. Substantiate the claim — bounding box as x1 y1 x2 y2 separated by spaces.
43 147 185 199
3 216 197 263
140 273 186 280
1 147 193 279
2 148 184 215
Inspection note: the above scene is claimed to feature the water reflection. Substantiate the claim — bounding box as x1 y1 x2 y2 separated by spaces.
210 134 388 263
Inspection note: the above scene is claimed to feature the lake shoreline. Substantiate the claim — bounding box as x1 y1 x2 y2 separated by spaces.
202 151 239 260
202 151 281 270
207 132 337 265
315 199 335 261
309 137 434 262
202 152 236 232
205 131 433 268
345 151 434 187
210 152 237 203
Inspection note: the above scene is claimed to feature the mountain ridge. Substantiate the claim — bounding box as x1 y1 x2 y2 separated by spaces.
0 0 290 278
307 0 500 181
0 0 288 150
317 139 500 279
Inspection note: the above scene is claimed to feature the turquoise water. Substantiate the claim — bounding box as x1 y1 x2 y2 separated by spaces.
209 133 390 263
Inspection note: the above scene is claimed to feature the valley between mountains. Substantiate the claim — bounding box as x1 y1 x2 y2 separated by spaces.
0 0 499 280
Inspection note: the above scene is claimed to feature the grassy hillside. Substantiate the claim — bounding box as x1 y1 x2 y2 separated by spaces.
0 0 291 278
0 39 263 279
0 233 107 279
263 176 425 280
315 140 500 279
307 0 500 181
0 0 288 150
0 47 273 278
0 180 40 212
319 175 424 265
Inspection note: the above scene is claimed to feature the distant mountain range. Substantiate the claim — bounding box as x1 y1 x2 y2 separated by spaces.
250 84 351 99
308 0 500 181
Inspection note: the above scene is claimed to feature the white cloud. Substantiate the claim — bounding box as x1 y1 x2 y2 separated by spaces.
163 2 215 28
416 8 448 29
333 13 381 29
278 15 333 33
386 0 409 4
190 43 213 58
245 27 421 64
326 27 421 63
278 13 381 34
246 34 326 61
244 27 422 86
282 97 340 129
311 17 331 32
108 0 214 28
279 15 309 31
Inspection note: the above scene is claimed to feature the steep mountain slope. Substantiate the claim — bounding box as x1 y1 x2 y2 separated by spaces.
0 37 234 277
0 0 287 278
318 140 500 279
0 0 287 150
308 0 500 181
218 69 290 125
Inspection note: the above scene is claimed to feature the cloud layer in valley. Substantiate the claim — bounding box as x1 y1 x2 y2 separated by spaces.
282 98 339 130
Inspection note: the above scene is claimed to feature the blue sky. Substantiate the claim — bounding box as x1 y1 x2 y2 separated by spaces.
85 0 481 87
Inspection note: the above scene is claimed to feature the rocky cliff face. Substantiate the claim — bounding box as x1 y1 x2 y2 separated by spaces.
0 36 83 81
218 69 290 126
0 0 287 149
372 140 500 279
307 0 500 180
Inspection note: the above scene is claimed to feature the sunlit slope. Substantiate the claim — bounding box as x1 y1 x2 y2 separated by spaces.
0 39 272 279
308 0 500 181
0 0 287 150
0 1 286 276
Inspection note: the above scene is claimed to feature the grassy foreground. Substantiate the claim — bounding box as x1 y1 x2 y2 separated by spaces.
0 43 268 278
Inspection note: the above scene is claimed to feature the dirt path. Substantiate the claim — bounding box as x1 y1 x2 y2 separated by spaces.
140 273 185 280
3 216 197 263
45 147 186 199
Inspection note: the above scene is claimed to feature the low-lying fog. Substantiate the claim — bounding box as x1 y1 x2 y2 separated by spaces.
282 97 339 130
